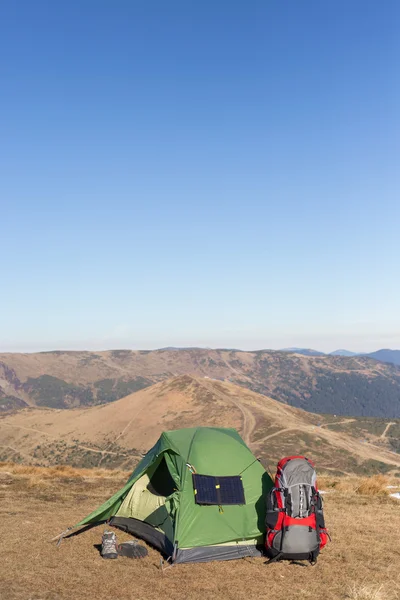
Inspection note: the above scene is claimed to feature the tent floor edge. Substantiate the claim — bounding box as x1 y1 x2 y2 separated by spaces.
174 543 264 564
109 517 174 558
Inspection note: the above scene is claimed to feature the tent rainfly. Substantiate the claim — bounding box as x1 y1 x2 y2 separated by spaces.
63 427 273 563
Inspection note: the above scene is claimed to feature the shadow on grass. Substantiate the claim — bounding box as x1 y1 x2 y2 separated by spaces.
64 522 104 539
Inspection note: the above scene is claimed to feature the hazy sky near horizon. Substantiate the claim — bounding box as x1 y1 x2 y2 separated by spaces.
1 1 399 353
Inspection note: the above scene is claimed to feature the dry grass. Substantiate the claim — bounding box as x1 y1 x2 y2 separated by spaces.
0 462 128 480
319 474 393 496
1 465 399 600
355 475 390 496
0 462 130 495
345 582 394 600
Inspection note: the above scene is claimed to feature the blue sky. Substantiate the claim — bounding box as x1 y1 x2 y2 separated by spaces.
1 1 399 353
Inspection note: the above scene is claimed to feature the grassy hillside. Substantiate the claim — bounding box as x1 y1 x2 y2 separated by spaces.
1 348 400 418
1 464 399 600
1 376 399 476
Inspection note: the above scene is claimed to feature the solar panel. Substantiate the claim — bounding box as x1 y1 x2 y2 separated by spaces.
193 474 245 505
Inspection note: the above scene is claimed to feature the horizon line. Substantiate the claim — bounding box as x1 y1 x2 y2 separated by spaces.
0 345 398 355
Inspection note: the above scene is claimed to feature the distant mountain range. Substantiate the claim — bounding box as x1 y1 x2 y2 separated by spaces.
329 349 359 357
281 347 326 356
364 349 400 366
160 346 400 364
1 348 400 418
280 347 400 365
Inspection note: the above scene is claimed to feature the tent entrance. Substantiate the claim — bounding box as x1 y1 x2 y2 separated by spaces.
146 456 176 497
112 455 176 553
116 456 176 522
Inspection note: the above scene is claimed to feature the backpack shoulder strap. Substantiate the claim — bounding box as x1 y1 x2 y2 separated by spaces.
265 552 283 565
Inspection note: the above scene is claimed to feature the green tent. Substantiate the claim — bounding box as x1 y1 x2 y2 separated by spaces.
72 427 273 563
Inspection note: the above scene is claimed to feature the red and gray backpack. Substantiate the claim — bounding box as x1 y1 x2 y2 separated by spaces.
265 456 330 564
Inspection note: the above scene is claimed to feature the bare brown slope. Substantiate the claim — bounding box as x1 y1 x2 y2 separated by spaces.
0 376 242 467
0 376 399 475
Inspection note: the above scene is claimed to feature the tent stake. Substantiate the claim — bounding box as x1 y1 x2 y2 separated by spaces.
50 527 74 544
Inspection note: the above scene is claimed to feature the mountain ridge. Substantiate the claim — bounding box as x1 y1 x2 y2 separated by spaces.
362 349 400 366
1 348 400 418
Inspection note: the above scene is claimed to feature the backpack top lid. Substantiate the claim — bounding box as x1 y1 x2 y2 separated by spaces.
277 456 317 489
277 455 315 471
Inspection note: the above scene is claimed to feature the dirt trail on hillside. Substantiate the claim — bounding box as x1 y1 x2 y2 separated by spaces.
252 427 296 445
320 418 356 428
380 422 395 439
102 403 147 449
220 356 242 377
228 398 256 445
200 380 256 445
